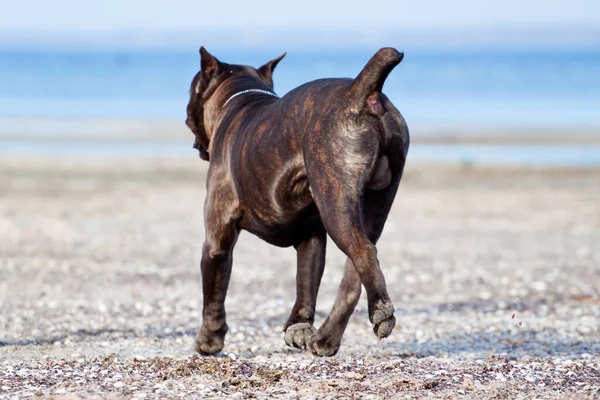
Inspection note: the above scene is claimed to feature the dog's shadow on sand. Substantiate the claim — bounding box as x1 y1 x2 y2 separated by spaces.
388 330 599 359
379 297 600 359
3 297 597 359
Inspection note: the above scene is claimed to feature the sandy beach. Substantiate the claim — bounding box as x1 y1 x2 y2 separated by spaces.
0 155 599 398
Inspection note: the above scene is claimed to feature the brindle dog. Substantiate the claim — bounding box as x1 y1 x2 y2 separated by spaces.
185 47 409 356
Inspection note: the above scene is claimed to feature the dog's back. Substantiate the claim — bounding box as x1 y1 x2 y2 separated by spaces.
225 49 409 244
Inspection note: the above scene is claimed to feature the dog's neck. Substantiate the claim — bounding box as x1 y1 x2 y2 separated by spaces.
202 85 279 158
223 88 278 107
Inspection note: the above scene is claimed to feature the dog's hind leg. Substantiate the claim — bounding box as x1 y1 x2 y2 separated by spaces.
306 134 407 356
283 223 327 350
308 185 401 356
195 186 241 355
308 257 361 356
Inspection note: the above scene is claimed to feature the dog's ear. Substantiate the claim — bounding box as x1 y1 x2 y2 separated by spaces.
200 46 222 79
258 52 286 82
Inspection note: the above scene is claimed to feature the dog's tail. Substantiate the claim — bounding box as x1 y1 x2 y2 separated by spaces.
350 47 403 115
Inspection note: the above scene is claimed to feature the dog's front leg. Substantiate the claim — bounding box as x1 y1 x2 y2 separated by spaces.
283 224 326 350
195 200 240 355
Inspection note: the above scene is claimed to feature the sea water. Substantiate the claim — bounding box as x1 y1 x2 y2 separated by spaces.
1 46 599 164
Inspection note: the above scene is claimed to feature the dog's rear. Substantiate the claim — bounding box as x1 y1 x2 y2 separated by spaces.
300 47 408 194
297 49 409 355
350 47 408 190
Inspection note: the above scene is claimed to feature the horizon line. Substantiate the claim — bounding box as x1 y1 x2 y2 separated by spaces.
0 26 599 51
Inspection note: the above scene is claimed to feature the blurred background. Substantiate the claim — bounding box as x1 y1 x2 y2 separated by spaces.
0 0 599 164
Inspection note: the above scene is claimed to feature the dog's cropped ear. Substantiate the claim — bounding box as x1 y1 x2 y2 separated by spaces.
258 52 286 82
200 46 222 79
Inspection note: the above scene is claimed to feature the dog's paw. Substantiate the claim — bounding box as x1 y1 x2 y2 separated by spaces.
374 315 396 339
194 325 227 355
284 322 316 351
307 332 340 357
370 301 396 339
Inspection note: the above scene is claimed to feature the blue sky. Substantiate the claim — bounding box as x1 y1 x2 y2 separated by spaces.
2 0 598 30
1 0 598 48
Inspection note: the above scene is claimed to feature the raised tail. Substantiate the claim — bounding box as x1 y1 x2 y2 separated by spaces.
350 47 404 114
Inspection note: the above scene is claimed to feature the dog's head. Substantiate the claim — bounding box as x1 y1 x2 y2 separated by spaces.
185 47 286 161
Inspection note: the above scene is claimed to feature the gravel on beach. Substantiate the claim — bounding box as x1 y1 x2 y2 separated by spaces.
1 156 599 399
